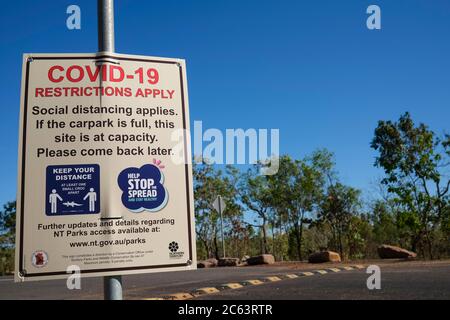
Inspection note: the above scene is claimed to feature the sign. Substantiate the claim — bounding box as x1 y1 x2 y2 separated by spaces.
15 53 196 281
212 196 226 214
212 195 227 257
46 164 100 216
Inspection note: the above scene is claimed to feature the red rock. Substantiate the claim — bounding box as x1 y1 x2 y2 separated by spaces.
308 251 341 263
218 257 240 267
246 254 275 265
377 245 417 259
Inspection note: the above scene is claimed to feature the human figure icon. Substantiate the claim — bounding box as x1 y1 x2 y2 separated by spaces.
83 188 97 212
49 189 63 214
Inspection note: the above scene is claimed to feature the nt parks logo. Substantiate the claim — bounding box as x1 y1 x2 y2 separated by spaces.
168 241 184 259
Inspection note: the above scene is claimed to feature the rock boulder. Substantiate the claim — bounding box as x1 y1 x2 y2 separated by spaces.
218 257 240 267
246 254 275 265
197 258 218 268
377 245 417 259
308 251 341 263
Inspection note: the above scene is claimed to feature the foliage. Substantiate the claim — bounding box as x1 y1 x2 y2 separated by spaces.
318 183 362 259
0 201 16 275
371 112 450 257
0 201 16 248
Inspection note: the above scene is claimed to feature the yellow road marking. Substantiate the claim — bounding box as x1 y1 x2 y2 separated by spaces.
246 279 264 285
142 265 362 300
265 276 282 282
197 287 220 294
165 292 193 300
225 283 243 289
343 266 354 270
315 270 328 274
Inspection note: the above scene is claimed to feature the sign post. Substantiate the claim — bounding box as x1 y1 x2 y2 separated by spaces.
14 1 196 296
213 196 226 258
97 0 122 301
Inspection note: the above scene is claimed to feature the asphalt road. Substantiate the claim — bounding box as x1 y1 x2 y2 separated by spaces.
0 260 449 300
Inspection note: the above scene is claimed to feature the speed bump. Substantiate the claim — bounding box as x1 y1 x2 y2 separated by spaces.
144 264 365 300
225 282 243 289
246 279 264 285
315 270 328 275
196 287 220 294
164 292 193 300
265 276 282 282
343 266 354 271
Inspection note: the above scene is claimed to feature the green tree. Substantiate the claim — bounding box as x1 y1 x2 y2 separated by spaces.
193 161 243 259
0 201 16 248
371 112 450 257
0 201 16 275
261 150 334 261
293 150 334 260
318 183 362 259
370 200 399 246
241 163 274 254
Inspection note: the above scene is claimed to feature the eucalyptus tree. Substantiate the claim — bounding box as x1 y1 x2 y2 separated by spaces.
371 112 450 257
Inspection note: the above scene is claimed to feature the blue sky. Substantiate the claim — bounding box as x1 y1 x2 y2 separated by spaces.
1 0 450 205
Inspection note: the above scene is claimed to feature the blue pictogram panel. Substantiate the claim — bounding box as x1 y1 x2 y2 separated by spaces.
45 164 100 216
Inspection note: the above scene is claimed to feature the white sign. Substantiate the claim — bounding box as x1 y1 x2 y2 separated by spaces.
15 53 196 281
212 196 226 214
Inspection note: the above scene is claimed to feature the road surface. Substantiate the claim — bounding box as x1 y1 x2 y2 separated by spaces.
0 260 448 300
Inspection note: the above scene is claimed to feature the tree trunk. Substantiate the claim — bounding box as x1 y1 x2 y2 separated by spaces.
411 233 420 254
293 219 303 261
337 228 343 259
213 234 220 259
261 218 269 254
425 230 434 260
201 238 210 259
271 222 275 257
279 219 283 261
298 220 304 261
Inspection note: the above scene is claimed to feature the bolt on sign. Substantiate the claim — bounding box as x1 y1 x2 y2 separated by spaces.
15 53 196 281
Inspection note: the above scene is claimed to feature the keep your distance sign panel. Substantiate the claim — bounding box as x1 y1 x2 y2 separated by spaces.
15 53 196 281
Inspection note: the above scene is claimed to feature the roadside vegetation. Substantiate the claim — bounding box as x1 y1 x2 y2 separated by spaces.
1 113 449 275
194 112 450 261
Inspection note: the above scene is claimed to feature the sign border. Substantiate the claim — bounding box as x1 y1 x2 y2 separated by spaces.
17 53 194 279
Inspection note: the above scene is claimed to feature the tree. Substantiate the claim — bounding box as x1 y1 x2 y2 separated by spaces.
265 155 295 259
291 150 334 260
371 112 450 257
193 161 243 259
269 151 333 260
240 163 274 254
370 200 399 246
0 201 16 248
0 201 16 275
319 183 362 258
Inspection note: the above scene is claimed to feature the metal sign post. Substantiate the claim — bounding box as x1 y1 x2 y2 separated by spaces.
98 0 122 300
213 196 226 258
